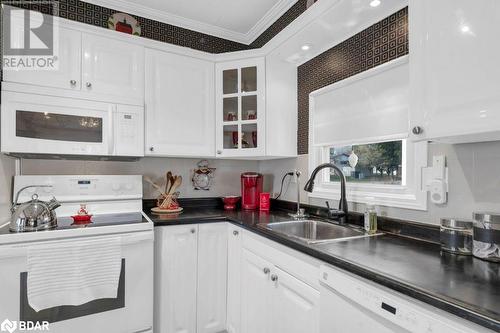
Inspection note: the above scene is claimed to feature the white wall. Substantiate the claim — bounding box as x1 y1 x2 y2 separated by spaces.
259 141 500 226
0 155 16 223
21 157 259 199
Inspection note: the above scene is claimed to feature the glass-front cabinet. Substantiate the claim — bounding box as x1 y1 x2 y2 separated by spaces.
216 58 265 157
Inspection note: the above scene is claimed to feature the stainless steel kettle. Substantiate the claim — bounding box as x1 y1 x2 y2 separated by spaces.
10 185 61 232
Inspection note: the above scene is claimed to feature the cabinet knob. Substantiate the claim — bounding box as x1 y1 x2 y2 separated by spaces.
233 230 239 236
270 274 278 282
412 126 423 135
216 150 222 155
190 228 196 234
263 267 270 274
86 82 92 88
149 146 154 152
70 80 76 86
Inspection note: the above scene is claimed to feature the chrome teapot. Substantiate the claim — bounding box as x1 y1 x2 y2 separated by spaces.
10 185 61 232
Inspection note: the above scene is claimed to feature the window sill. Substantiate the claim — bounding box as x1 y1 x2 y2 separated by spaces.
308 187 427 211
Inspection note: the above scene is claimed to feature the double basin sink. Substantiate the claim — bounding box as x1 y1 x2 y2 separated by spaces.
258 219 378 244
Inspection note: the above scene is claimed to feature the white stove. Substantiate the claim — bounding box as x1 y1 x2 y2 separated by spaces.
0 175 153 333
0 175 153 244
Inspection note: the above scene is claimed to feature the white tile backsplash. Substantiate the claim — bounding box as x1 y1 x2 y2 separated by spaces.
258 141 500 226
20 157 259 199
3 140 500 226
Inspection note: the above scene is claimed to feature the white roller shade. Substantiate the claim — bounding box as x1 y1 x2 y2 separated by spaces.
310 57 409 146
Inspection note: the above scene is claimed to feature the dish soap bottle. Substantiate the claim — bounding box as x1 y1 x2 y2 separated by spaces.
364 199 377 234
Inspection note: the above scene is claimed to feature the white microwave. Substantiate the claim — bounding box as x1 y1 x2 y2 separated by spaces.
1 91 144 158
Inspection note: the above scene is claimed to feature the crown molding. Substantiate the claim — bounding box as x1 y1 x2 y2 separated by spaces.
82 0 298 44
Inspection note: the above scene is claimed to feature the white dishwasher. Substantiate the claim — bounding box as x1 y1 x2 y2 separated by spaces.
319 264 493 333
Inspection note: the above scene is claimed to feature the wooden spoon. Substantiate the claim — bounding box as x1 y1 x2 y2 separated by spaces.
165 171 172 193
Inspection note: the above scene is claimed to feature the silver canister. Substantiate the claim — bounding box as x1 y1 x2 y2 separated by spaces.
472 212 500 262
440 218 473 255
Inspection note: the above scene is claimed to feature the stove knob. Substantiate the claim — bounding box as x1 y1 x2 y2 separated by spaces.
125 183 133 190
112 183 121 191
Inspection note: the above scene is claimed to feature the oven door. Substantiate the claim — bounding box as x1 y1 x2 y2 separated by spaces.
0 231 153 333
1 91 114 156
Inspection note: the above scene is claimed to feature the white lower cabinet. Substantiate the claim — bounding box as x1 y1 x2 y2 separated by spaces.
154 223 227 333
240 249 273 333
271 266 320 333
154 225 198 333
197 223 228 333
226 226 243 333
239 249 320 333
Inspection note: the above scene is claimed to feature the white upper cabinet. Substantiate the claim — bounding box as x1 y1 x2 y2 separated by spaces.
145 49 215 157
3 27 82 91
82 34 144 102
410 0 500 143
215 58 266 158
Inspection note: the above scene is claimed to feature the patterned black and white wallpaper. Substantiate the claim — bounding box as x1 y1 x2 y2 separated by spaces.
2 0 313 53
297 7 409 155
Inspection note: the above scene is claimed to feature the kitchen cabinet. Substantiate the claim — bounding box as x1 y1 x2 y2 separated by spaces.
3 26 144 105
226 226 243 333
82 34 144 102
215 58 266 158
154 223 227 333
154 225 198 333
240 249 320 333
409 0 500 143
271 266 320 333
197 223 228 333
3 27 81 91
241 249 273 333
145 49 215 157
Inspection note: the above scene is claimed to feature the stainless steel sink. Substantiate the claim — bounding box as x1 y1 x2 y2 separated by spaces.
258 220 373 244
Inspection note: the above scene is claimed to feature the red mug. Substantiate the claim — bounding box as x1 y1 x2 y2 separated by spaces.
259 192 270 211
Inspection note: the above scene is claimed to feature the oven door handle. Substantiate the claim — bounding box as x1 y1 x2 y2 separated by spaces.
108 104 115 155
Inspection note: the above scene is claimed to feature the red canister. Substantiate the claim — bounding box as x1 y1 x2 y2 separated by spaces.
259 192 270 211
241 172 263 210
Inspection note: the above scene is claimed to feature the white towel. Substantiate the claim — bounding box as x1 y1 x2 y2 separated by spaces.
27 236 122 312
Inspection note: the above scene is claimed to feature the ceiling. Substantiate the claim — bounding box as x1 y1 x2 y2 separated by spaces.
85 0 299 44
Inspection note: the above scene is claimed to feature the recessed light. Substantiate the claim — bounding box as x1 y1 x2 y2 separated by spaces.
461 25 470 33
370 0 381 7
301 44 311 51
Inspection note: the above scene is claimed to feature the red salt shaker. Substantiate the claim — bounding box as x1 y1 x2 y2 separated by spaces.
259 192 270 211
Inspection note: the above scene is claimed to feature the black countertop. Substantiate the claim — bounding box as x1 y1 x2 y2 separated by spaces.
148 204 500 332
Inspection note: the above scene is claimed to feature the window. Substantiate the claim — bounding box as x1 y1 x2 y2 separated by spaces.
328 140 403 185
308 56 428 210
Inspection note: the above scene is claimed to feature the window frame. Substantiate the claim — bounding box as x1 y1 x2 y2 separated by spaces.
308 135 428 210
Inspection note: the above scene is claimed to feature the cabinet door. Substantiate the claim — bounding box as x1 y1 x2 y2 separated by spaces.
154 225 198 333
3 27 81 91
215 58 265 158
410 0 500 143
226 226 243 333
145 49 214 157
271 267 320 333
240 249 272 333
82 33 144 102
197 223 228 333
